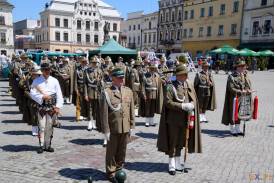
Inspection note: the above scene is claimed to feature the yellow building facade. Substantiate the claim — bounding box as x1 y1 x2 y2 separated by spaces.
182 0 244 57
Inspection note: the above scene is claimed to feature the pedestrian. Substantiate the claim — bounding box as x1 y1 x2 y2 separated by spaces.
194 61 216 122
100 67 135 182
30 63 63 153
157 64 202 175
221 60 252 136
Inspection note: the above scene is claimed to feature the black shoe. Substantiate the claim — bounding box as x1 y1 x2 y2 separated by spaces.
231 133 238 137
237 132 244 136
45 147 54 152
168 170 176 175
87 128 93 132
145 123 149 127
108 176 118 183
151 123 156 127
103 144 107 148
176 168 184 172
37 147 44 154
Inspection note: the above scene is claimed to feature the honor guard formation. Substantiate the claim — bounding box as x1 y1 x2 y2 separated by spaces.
6 52 258 182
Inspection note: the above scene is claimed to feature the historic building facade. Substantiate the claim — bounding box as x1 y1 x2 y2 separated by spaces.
158 0 184 54
121 11 158 51
34 0 122 53
181 0 244 57
0 0 14 56
240 0 274 51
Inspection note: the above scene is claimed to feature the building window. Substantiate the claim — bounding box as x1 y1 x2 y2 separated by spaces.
113 23 117 31
77 33 81 42
64 19 68 28
86 21 90 30
199 27 203 37
84 12 87 16
0 16 5 25
64 32 68 42
159 32 163 41
129 37 131 43
77 20 81 29
263 20 272 34
138 24 140 30
184 11 188 20
86 34 90 43
166 12 169 22
252 21 260 35
148 34 151 43
218 25 224 35
207 26 212 36
233 1 239 13
209 6 213 16
133 37 136 43
190 10 194 19
189 28 193 37
94 21 98 31
55 18 60 27
144 34 147 43
133 25 136 30
177 30 181 40
178 10 182 21
153 33 156 43
93 13 96 16
200 8 205 17
113 35 117 41
220 4 226 15
172 11 175 21
80 11 83 15
129 25 131 31
55 32 60 41
0 33 6 43
64 50 69 53
89 12 91 16
183 29 187 38
261 0 267 6
231 24 237 35
149 22 152 29
94 35 98 44
138 36 140 44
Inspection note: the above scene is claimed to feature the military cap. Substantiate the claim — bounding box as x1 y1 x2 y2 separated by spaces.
105 56 112 62
201 61 210 67
234 60 246 67
91 56 99 63
20 53 28 59
40 63 51 70
111 67 125 78
118 56 123 61
175 64 188 75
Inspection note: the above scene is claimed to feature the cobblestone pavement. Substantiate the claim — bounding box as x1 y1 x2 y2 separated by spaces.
0 71 273 183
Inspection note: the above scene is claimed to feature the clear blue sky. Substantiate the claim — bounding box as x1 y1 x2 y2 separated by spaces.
10 0 158 22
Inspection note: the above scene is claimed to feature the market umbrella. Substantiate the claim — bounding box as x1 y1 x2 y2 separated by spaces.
257 50 274 57
211 44 239 55
238 48 257 57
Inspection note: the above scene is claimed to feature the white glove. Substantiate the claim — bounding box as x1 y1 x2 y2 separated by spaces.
104 133 110 141
181 102 194 112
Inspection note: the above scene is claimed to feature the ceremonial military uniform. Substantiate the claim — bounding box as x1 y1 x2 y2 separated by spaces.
100 68 135 181
222 60 252 136
194 61 216 122
84 57 103 131
127 59 142 116
58 58 72 103
74 58 89 121
140 64 163 127
157 64 202 175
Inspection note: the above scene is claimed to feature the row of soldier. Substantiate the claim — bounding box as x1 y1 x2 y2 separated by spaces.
8 53 252 182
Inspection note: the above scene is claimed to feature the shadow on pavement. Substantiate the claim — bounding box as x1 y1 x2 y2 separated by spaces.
201 129 232 138
135 122 146 127
69 138 103 146
0 145 37 152
268 125 274 128
58 168 106 181
1 111 20 115
3 130 32 136
59 116 75 122
125 162 167 172
2 120 23 124
1 99 15 102
0 103 17 107
61 125 87 130
135 132 158 139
